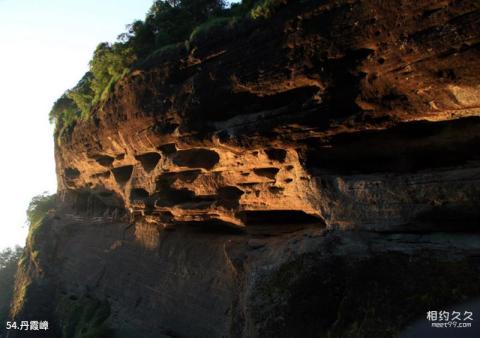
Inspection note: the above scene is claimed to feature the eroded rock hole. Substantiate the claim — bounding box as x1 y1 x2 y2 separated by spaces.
93 155 115 167
323 48 374 119
158 143 177 155
130 188 149 201
269 186 284 194
154 189 215 208
155 174 215 208
253 167 280 179
217 186 245 209
111 165 134 184
157 170 202 184
130 188 151 210
172 148 220 170
199 84 321 122
135 152 161 172
64 168 80 180
266 148 287 162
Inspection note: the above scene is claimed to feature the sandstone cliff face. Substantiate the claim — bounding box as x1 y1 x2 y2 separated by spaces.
11 0 480 337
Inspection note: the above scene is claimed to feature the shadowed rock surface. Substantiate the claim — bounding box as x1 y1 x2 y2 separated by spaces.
9 0 480 337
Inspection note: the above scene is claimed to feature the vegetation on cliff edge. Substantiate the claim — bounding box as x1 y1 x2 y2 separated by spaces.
49 0 290 139
26 193 57 228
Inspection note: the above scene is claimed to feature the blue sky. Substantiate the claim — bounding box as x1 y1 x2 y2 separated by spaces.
0 0 238 250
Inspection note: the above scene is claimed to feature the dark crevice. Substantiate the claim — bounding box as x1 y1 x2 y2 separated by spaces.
157 170 202 184
111 165 134 185
195 83 321 123
237 210 325 227
171 148 220 170
217 186 245 209
93 155 115 167
158 143 177 155
174 219 245 234
130 188 150 201
154 189 216 208
269 186 284 194
238 182 258 187
155 173 215 208
266 148 287 162
64 168 80 180
322 48 373 119
305 117 480 174
135 152 161 172
130 188 153 210
253 167 280 179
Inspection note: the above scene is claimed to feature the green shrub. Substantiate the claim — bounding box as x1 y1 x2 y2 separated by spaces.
138 42 187 68
67 72 94 120
250 0 288 19
189 17 237 45
49 45 133 138
90 42 135 105
49 74 93 138
49 0 265 136
26 193 56 227
99 68 130 102
154 41 187 55
49 94 80 131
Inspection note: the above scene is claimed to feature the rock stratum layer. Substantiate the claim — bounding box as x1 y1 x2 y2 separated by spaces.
11 0 480 337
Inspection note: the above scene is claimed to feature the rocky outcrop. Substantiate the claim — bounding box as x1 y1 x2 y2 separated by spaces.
11 0 480 337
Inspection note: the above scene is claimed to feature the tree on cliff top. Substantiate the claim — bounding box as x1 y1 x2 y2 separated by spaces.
26 193 56 227
50 0 265 137
125 0 226 57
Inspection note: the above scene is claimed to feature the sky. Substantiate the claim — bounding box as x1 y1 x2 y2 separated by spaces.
0 0 164 250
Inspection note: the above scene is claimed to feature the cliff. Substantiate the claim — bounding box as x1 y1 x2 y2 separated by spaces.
10 0 480 337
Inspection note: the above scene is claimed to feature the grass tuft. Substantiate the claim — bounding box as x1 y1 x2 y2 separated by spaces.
250 0 289 19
